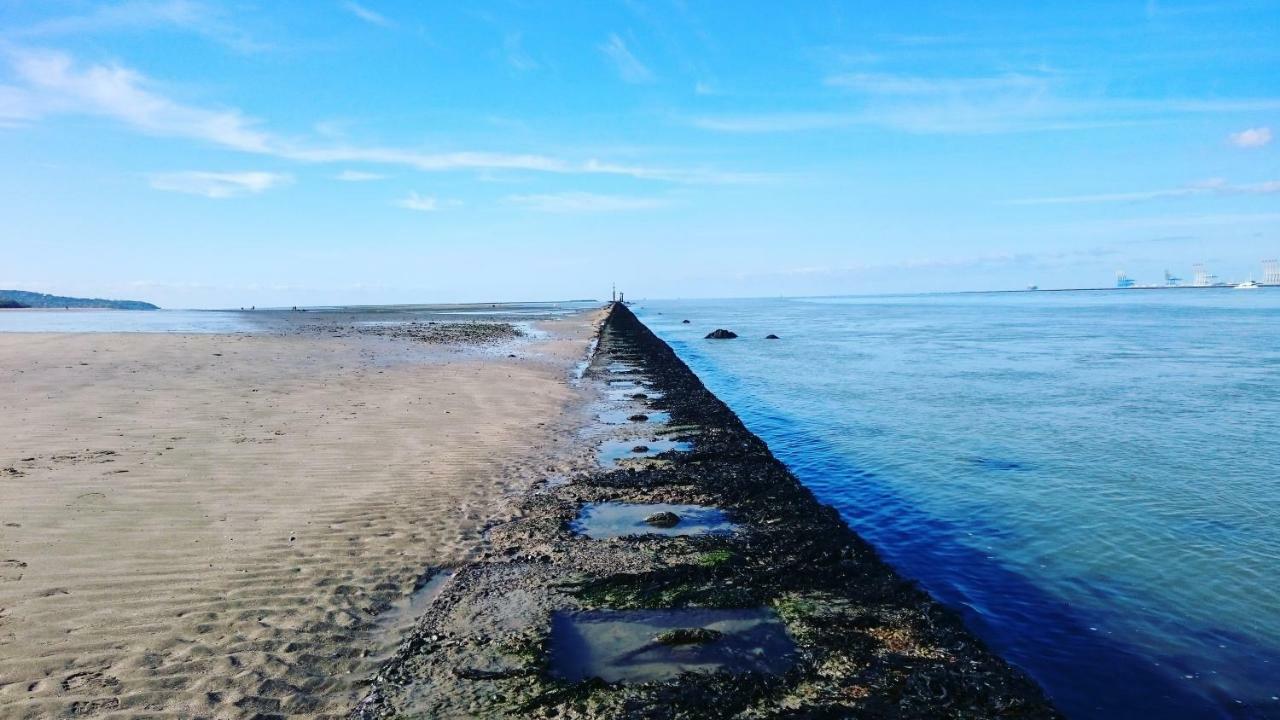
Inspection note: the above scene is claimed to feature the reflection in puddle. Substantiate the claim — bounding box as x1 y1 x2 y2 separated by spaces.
569 503 737 539
549 608 796 683
606 361 641 374
598 438 692 465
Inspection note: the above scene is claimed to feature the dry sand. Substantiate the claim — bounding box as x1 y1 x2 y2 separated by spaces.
0 311 602 718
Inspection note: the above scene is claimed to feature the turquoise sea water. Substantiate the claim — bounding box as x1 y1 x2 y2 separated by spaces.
636 290 1280 720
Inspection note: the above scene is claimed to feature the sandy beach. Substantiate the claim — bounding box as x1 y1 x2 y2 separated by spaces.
0 310 602 718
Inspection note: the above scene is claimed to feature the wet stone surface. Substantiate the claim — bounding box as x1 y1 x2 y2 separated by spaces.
548 609 796 684
569 503 737 539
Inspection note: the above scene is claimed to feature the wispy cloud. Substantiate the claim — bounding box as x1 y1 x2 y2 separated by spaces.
341 2 392 28
599 33 654 84
396 192 453 212
1009 178 1280 205
506 192 667 213
4 49 272 150
1229 126 1272 148
11 0 265 53
149 170 291 198
693 69 1280 135
503 32 539 72
334 170 386 181
824 72 1047 95
1 50 754 184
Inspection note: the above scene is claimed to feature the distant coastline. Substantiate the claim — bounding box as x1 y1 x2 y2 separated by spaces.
0 289 159 310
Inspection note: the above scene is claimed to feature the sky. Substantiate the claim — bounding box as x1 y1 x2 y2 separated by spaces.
1 0 1279 308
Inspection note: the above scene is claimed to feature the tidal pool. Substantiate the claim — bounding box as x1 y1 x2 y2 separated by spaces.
569 502 736 539
549 608 796 683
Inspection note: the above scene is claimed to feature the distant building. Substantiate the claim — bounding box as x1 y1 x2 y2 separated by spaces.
1116 271 1136 288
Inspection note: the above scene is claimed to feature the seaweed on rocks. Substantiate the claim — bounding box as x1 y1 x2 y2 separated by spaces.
353 302 1061 719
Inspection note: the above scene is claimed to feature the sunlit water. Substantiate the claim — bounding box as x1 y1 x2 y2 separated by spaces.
636 290 1280 720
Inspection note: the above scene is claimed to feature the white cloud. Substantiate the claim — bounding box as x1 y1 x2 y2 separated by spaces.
1009 178 1280 205
149 171 292 198
1229 127 1272 148
341 2 392 27
599 34 654 84
2 50 753 184
12 0 264 53
8 49 272 151
334 170 386 181
506 192 666 213
396 192 452 212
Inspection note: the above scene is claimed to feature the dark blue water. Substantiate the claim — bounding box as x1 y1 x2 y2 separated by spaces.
636 290 1280 719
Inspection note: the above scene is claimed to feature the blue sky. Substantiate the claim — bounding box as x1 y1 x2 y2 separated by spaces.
2 0 1278 307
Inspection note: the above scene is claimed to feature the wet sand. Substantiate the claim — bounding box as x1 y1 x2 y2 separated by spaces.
0 311 601 718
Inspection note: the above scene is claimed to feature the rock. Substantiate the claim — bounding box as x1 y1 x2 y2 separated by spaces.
765 334 780 339
628 414 649 422
681 319 691 324
705 329 738 339
631 445 650 453
654 627 721 645
644 511 680 527
631 393 648 400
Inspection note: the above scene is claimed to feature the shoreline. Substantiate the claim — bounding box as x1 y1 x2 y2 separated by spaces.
0 312 601 718
356 302 1059 718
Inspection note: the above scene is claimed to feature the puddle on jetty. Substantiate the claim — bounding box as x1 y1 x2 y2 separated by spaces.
606 361 641 374
597 408 672 426
598 438 692 466
569 502 736 539
606 386 664 402
549 608 796 683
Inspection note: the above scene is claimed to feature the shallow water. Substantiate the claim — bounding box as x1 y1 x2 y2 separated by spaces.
0 301 599 333
598 438 693 466
548 608 795 683
569 503 737 539
637 290 1280 719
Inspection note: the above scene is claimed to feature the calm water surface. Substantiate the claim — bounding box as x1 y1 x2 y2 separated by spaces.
636 290 1280 720
0 301 597 333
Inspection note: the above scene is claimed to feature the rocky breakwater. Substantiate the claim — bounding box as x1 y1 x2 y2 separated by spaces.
352 302 1060 719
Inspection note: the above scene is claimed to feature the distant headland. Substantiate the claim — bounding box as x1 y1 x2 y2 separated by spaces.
0 290 159 310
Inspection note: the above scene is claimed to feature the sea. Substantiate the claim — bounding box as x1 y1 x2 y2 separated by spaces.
635 289 1280 720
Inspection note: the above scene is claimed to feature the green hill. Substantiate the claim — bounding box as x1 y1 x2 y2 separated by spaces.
0 290 159 310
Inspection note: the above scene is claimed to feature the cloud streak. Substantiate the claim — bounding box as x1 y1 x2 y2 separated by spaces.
1 49 754 184
341 2 392 27
692 69 1280 135
506 192 667 213
599 34 654 84
149 170 291 198
396 192 451 212
1009 178 1280 205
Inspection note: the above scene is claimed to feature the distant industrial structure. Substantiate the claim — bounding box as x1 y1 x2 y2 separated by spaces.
1265 260 1280 286
1109 260 1277 289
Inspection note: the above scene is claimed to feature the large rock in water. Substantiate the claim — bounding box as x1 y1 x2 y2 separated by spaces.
765 334 780 340
644 511 680 527
705 329 738 339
